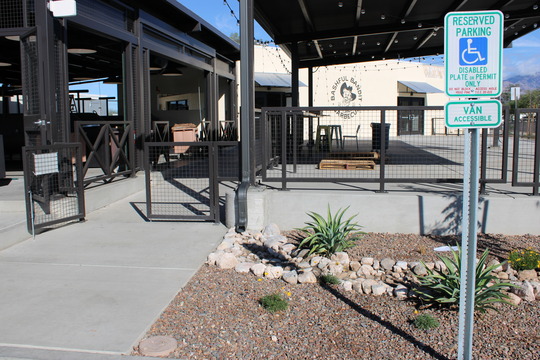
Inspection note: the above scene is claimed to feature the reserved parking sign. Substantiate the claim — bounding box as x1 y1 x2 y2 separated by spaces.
445 11 503 97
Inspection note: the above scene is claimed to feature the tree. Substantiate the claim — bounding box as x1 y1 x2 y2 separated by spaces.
229 32 240 44
517 89 540 109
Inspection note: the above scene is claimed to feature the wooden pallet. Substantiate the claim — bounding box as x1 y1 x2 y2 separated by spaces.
319 159 376 170
329 152 380 161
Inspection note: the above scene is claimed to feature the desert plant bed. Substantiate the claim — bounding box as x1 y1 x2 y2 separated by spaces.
138 230 540 360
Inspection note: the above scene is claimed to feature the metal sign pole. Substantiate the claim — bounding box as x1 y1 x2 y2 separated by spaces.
457 128 479 360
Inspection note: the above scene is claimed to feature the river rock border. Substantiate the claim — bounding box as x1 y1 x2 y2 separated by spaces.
206 225 540 305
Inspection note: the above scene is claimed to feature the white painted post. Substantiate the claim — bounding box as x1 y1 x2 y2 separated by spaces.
457 128 479 360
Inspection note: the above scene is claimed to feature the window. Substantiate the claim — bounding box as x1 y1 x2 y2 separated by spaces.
167 99 189 110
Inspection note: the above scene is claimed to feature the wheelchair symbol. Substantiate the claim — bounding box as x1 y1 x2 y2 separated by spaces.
459 37 488 66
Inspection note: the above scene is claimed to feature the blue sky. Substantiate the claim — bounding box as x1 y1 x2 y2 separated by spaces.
178 0 540 80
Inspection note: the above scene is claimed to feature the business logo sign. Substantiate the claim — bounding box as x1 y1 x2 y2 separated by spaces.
330 76 362 119
445 11 503 97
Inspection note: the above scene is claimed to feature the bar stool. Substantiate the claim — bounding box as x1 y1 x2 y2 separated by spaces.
315 125 331 150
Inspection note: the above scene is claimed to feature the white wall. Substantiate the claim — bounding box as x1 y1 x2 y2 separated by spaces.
253 45 450 107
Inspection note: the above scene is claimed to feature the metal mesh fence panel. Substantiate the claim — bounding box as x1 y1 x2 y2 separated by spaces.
0 0 24 28
261 107 465 184
513 109 539 193
21 32 40 116
216 142 240 181
23 143 85 232
145 141 239 221
146 142 213 220
383 108 463 181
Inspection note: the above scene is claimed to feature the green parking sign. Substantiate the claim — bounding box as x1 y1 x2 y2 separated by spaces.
445 11 503 97
445 100 501 128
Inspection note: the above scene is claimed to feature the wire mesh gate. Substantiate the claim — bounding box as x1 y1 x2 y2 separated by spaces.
144 141 239 221
23 143 85 233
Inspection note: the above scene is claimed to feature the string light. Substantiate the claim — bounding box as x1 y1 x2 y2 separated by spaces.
223 0 240 25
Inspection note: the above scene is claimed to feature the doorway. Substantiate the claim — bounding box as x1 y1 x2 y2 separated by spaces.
398 97 425 135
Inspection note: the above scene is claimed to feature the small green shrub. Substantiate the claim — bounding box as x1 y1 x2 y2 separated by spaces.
320 274 341 285
413 314 440 330
414 246 517 313
259 293 288 313
297 206 364 256
508 248 540 271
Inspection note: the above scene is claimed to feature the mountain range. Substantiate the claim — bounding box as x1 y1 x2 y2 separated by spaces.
503 72 540 91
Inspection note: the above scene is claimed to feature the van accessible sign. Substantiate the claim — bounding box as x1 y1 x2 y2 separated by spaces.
445 100 501 128
445 11 503 97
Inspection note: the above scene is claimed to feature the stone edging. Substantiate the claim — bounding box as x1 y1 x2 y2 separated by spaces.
206 225 540 305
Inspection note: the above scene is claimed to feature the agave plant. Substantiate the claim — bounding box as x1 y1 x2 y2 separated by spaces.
297 206 364 256
414 246 517 313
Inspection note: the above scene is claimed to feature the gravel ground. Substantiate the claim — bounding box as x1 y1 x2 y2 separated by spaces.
137 233 540 360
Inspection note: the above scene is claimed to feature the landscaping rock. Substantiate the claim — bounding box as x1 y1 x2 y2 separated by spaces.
412 263 428 276
331 252 350 267
251 263 266 277
283 270 298 284
352 280 364 294
395 261 408 271
497 272 510 280
372 259 380 270
518 269 538 281
358 264 374 277
361 257 374 266
340 281 353 292
512 281 536 302
393 284 409 300
317 258 332 269
265 266 283 279
434 260 447 273
216 253 238 269
362 279 378 295
206 251 222 266
328 263 344 276
506 292 522 306
310 256 323 267
349 260 361 272
381 258 395 271
296 249 310 259
235 262 254 273
217 238 235 251
530 281 540 300
372 284 386 296
298 271 317 284
262 223 280 236
487 259 503 273
263 235 287 250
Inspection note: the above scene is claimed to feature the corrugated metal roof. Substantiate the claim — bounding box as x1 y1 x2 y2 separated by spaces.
398 81 443 94
255 72 306 88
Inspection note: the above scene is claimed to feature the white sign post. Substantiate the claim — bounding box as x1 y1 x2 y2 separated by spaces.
445 10 503 360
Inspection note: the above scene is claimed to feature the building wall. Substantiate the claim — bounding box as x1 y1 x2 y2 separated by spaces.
254 45 449 107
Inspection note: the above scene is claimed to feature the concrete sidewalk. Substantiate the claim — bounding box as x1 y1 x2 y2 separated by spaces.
0 190 225 357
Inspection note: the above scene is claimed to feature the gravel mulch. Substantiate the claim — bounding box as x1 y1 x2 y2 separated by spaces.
136 233 540 360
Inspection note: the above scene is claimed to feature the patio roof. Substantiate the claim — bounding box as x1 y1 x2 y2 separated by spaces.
254 72 307 88
398 80 443 93
253 0 540 68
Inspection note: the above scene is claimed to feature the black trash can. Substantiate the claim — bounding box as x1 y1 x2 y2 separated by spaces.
371 123 390 151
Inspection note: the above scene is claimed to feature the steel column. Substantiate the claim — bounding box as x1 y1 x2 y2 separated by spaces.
236 0 255 231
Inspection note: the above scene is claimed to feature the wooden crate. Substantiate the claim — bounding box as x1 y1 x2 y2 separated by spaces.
319 159 376 170
329 152 380 161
